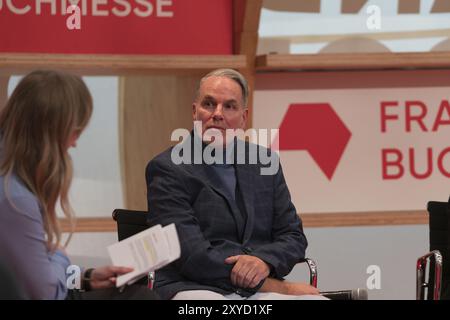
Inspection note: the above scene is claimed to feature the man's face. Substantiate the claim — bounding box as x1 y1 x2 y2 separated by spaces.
193 76 248 145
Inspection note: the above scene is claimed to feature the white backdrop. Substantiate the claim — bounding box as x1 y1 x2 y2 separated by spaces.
8 75 124 218
254 87 450 213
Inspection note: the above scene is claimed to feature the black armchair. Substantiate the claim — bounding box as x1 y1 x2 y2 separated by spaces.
112 208 318 291
112 208 367 299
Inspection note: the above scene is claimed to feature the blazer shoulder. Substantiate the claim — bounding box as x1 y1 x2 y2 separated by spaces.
145 146 173 173
150 146 174 164
237 140 279 164
146 145 192 175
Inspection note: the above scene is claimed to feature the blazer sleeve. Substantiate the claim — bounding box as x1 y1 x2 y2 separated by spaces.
146 157 251 293
249 162 308 278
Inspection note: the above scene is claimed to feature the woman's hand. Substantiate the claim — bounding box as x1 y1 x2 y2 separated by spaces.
89 266 134 290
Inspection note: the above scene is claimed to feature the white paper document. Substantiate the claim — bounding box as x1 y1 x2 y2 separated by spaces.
107 223 180 287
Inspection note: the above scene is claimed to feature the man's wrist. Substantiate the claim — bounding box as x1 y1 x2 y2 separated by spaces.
260 277 288 294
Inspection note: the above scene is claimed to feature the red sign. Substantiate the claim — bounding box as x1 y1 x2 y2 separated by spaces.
273 103 352 180
0 0 233 55
380 99 450 180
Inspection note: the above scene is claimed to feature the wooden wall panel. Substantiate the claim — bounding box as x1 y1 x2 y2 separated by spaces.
62 210 428 233
0 75 9 110
119 74 202 210
431 0 450 12
256 52 450 71
234 0 263 128
263 0 321 12
398 0 421 13
341 0 368 13
0 54 246 76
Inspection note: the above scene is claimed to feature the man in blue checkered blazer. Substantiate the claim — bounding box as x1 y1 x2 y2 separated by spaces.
146 69 322 300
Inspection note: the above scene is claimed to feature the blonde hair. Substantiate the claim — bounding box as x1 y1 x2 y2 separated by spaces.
0 70 93 250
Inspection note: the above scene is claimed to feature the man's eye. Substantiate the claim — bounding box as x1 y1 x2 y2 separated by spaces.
203 101 214 107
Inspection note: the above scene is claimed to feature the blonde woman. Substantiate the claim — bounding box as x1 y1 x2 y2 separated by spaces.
0 70 156 300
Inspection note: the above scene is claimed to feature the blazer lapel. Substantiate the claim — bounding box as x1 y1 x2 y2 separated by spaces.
199 165 234 202
183 132 250 241
189 163 244 234
180 132 233 204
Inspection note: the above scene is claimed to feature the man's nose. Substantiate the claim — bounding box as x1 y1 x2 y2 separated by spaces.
212 104 224 119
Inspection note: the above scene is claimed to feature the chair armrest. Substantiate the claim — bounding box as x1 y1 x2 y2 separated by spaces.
148 271 155 290
417 250 443 300
297 258 318 288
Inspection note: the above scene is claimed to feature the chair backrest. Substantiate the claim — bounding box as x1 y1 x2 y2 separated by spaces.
426 198 450 300
112 209 149 241
112 209 154 288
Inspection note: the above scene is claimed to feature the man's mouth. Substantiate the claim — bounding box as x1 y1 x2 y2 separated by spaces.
206 126 225 131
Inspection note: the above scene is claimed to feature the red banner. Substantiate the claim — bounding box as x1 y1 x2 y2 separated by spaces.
0 0 233 54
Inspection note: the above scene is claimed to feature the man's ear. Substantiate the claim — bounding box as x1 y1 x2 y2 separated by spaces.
242 108 249 129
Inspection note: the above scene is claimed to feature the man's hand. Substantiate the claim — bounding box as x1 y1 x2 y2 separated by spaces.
89 266 134 290
225 255 270 288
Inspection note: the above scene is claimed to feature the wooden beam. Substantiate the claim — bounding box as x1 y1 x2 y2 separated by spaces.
0 53 246 76
60 217 117 233
302 210 427 228
0 75 9 110
262 0 321 13
256 52 450 71
60 210 428 233
431 0 450 13
398 0 421 13
261 28 450 45
341 0 368 14
233 0 263 128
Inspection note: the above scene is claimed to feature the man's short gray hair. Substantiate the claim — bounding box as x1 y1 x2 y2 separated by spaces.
196 69 249 107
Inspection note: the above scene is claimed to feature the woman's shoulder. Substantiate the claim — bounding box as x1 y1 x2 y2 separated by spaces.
0 173 41 220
